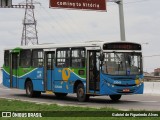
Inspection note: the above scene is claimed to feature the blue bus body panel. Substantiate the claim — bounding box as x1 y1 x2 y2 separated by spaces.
32 79 44 91
3 67 86 93
47 70 52 91
53 68 86 93
3 69 17 88
100 73 144 95
3 70 10 88
19 68 44 91
3 67 144 96
54 81 73 93
2 68 44 91
18 78 26 89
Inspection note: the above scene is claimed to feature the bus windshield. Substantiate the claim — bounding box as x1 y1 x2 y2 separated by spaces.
102 52 142 75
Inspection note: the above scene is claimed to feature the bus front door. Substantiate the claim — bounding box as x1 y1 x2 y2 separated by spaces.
10 53 19 88
44 51 55 91
87 50 100 94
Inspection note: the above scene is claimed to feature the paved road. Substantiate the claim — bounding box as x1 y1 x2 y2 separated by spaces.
0 84 160 111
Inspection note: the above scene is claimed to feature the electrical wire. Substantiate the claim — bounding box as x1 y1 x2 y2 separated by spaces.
34 9 66 42
40 5 89 42
35 0 159 44
40 6 82 42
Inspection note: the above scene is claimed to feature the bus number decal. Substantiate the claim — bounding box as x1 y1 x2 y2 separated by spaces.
113 81 121 84
55 85 62 89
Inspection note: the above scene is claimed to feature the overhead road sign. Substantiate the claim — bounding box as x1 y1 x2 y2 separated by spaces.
0 0 34 9
0 4 34 9
0 0 12 7
50 0 107 11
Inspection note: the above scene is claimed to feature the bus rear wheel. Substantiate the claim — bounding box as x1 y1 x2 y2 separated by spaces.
26 81 41 97
76 83 89 102
109 95 121 101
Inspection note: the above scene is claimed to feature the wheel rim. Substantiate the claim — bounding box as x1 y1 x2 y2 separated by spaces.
27 84 31 95
78 88 84 98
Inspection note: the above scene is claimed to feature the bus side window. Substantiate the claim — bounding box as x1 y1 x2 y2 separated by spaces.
20 49 31 67
71 48 85 68
32 49 44 67
56 48 70 68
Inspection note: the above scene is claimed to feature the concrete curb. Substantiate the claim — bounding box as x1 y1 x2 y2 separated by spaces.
144 82 160 94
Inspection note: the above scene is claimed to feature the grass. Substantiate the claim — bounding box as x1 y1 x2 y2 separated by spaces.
0 98 159 120
0 98 117 111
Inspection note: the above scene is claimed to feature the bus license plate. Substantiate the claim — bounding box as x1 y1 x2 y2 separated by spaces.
123 89 130 92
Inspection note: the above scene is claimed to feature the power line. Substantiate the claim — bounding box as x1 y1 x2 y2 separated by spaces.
40 5 77 42
34 9 66 43
39 5 90 43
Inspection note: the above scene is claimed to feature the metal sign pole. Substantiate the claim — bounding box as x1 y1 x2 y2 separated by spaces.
116 0 126 41
108 0 126 41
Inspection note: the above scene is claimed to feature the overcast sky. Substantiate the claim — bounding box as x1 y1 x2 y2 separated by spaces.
0 0 160 72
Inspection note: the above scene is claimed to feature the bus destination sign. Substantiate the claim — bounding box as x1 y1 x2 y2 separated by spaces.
103 43 142 50
50 0 107 11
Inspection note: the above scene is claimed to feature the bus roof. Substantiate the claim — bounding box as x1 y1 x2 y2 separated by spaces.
4 41 141 50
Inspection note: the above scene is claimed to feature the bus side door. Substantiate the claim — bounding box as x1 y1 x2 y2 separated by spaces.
10 53 19 88
87 50 100 94
44 51 55 91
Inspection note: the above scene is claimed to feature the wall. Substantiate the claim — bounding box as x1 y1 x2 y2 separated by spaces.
144 82 160 94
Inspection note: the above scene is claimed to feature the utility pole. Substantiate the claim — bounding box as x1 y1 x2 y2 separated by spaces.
108 0 126 41
21 0 38 46
0 0 38 45
116 0 126 41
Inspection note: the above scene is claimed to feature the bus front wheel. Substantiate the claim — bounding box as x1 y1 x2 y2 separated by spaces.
109 95 122 101
26 81 41 97
76 83 89 102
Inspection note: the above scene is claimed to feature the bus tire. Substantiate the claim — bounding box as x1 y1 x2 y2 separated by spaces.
76 83 89 102
26 81 35 97
109 95 122 101
55 93 68 98
26 81 41 98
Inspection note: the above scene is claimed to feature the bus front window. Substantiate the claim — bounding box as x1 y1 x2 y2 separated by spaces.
102 52 142 75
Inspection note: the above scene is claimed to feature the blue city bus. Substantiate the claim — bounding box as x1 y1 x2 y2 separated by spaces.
2 41 144 102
